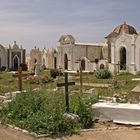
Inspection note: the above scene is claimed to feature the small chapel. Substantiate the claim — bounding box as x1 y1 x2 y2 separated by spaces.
27 46 57 70
0 41 26 70
106 22 140 74
57 35 109 71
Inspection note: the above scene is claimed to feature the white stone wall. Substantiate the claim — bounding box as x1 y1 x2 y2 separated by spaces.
135 34 140 71
0 45 7 68
29 48 42 70
57 43 103 72
57 44 74 70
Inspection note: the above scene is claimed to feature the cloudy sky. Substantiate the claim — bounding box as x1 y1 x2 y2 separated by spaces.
0 0 140 52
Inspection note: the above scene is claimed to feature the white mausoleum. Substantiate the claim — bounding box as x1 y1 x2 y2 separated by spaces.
106 22 140 74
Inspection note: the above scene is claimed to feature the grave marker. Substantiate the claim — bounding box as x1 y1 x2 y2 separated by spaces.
115 61 120 74
34 62 40 76
13 67 34 91
80 67 83 93
13 67 23 91
57 72 75 112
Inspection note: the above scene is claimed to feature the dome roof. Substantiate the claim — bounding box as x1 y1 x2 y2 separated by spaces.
106 22 137 38
59 35 75 45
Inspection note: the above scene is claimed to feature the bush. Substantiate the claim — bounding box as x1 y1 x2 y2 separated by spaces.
95 69 112 79
50 69 62 78
0 91 94 136
76 99 92 128
70 95 98 129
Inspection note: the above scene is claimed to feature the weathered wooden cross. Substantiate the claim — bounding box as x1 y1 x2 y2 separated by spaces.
80 67 83 93
57 72 75 112
13 67 34 91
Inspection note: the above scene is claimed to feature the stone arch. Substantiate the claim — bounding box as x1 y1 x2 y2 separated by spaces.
64 53 68 70
13 55 19 70
98 59 108 70
0 45 7 68
34 58 37 63
120 47 126 70
100 64 105 69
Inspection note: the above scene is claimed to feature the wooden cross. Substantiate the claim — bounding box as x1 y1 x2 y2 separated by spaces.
80 67 83 93
57 72 75 112
13 67 34 91
13 67 23 91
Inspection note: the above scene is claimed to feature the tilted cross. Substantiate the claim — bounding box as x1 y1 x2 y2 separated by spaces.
57 72 75 112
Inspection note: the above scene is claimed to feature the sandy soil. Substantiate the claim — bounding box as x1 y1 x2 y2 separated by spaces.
1 125 140 140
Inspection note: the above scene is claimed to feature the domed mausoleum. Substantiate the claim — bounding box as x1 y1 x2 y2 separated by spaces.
106 22 137 39
106 22 140 74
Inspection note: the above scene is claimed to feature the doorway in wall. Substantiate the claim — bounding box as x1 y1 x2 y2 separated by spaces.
120 47 126 70
13 55 19 70
81 59 85 70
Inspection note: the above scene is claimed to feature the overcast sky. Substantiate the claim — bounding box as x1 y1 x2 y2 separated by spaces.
0 0 140 52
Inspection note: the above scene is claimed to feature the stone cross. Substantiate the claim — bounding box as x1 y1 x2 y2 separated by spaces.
57 72 75 112
34 63 40 76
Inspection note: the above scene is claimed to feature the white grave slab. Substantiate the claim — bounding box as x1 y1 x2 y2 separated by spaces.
92 103 140 125
132 78 140 81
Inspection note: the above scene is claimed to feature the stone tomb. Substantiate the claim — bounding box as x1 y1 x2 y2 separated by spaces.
92 102 140 125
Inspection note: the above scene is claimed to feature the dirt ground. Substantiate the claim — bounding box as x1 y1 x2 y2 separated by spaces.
1 125 140 140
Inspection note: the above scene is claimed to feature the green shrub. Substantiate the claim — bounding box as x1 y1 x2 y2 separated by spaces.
69 95 97 129
95 69 112 79
76 98 92 128
0 91 94 136
40 75 53 83
50 69 61 78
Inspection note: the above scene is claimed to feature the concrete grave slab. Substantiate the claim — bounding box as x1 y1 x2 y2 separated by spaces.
92 102 140 125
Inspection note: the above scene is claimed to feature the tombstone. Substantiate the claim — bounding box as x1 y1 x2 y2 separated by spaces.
34 62 40 76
